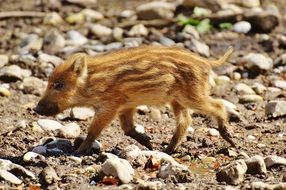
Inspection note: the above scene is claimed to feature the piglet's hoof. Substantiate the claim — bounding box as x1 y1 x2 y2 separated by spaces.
219 125 236 148
126 129 153 150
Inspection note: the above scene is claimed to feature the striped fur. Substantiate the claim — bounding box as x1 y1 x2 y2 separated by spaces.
38 45 235 154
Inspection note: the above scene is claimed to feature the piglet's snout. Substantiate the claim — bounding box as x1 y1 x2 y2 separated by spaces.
34 101 60 116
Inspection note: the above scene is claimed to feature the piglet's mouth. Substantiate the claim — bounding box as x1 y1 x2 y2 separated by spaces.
33 102 60 116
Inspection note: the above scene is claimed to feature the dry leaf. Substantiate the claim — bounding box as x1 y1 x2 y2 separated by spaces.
100 176 119 185
28 184 41 190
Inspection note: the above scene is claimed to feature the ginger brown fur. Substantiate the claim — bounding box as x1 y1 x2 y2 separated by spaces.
34 45 235 154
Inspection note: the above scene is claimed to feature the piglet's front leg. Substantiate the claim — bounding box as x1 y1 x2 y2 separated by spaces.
74 106 118 155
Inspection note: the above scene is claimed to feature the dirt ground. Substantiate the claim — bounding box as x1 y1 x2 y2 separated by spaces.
0 0 285 190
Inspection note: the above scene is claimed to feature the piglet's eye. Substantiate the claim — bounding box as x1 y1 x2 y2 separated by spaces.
53 82 64 90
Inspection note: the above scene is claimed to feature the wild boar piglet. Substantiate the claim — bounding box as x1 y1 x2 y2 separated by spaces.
34 45 235 154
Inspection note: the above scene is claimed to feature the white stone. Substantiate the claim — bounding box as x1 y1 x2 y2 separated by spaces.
216 159 247 185
101 154 134 184
251 181 286 190
66 12 85 24
0 87 10 97
252 82 267 94
234 83 256 95
241 53 273 71
264 155 286 169
113 27 124 41
120 10 136 18
215 75 231 85
268 87 281 92
139 181 163 190
191 39 210 57
91 24 112 38
0 55 8 67
0 170 22 184
81 8 103 21
187 126 195 134
37 119 64 131
70 107 95 120
57 122 81 138
21 76 46 96
69 156 82 164
182 25 200 39
273 80 286 90
66 30 88 46
43 12 63 26
208 128 220 137
241 0 260 8
122 145 187 168
0 65 31 81
38 53 63 66
23 152 42 162
232 72 241 80
250 181 268 189
128 24 148 37
239 94 263 103
0 159 35 180
265 100 286 117
245 155 267 174
44 29 66 49
158 161 192 180
247 135 256 140
233 21 251 34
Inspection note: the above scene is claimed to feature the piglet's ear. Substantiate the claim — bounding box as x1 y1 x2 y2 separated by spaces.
71 53 87 77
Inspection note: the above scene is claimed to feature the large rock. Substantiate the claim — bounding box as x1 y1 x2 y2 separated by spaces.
264 155 286 169
245 155 267 175
21 76 46 96
38 53 63 67
272 80 286 90
20 34 43 51
101 153 134 184
44 29 66 53
0 65 31 82
122 145 186 168
37 119 64 131
128 24 148 37
241 53 273 73
265 100 286 118
0 170 22 184
158 161 193 183
216 160 247 185
57 122 81 138
234 83 256 95
40 166 61 184
0 158 35 183
70 107 95 120
136 1 175 20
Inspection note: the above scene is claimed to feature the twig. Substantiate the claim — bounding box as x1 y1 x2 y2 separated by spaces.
0 11 46 19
